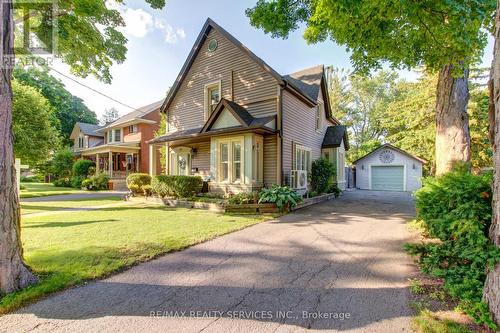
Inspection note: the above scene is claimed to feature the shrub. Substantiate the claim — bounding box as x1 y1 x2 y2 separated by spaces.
407 164 500 329
72 159 95 178
258 185 302 212
327 183 341 197
53 177 71 187
126 173 152 195
20 175 42 183
228 192 259 205
51 148 74 179
81 173 109 190
71 176 84 188
311 158 336 194
151 175 203 198
142 184 153 197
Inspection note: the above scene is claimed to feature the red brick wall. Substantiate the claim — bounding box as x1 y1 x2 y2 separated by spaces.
138 109 162 173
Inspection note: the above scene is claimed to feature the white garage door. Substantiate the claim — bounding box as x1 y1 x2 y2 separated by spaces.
371 166 404 191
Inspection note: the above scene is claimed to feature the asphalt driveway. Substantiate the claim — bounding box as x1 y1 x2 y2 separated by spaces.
1 190 417 333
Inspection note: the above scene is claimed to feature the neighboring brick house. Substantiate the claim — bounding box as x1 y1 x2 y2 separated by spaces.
70 101 162 179
149 19 349 193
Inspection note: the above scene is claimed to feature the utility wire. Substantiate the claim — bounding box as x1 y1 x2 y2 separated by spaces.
48 66 137 110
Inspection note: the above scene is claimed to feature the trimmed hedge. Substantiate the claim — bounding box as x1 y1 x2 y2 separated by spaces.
126 173 152 195
151 175 203 198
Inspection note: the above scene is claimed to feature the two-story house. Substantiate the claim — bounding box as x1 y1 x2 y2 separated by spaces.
149 19 349 193
70 100 162 179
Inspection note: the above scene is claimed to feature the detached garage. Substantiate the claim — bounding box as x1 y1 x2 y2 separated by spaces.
353 144 426 192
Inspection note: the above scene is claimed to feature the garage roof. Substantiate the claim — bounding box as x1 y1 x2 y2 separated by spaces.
352 143 427 164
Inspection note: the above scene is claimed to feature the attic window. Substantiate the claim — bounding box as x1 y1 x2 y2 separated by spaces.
208 39 218 52
204 81 221 120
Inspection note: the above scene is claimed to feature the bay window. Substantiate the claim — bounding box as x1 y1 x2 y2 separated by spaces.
217 138 243 183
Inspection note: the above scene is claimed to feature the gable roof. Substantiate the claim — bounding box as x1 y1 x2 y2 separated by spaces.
71 122 104 138
284 65 324 102
160 18 336 116
322 125 349 150
352 143 427 164
101 100 163 130
201 98 276 132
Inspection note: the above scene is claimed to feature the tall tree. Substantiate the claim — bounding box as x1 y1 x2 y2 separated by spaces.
0 0 165 293
12 79 60 167
13 67 98 142
484 0 500 323
100 107 120 125
246 0 495 175
326 68 399 162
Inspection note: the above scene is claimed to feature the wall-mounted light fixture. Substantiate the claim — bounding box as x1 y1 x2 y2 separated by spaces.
361 165 364 170
412 163 416 170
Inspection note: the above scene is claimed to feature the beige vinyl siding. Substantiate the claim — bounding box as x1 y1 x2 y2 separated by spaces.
282 87 331 175
191 141 211 177
167 28 278 132
263 135 278 186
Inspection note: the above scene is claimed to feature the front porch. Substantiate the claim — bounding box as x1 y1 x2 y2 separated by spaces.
81 146 141 179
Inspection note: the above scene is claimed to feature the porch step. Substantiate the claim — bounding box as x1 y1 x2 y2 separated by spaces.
110 179 128 191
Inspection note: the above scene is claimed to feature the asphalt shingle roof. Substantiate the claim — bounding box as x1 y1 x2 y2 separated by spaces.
76 122 104 137
322 125 349 150
283 65 324 102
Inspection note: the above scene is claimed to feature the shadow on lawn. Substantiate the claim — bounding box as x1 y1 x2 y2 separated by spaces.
23 219 120 228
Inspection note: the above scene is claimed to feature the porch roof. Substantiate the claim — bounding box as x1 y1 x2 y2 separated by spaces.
80 143 140 155
149 125 276 145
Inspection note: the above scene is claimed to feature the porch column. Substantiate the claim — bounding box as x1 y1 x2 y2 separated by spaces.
108 151 113 178
149 144 157 176
95 153 100 173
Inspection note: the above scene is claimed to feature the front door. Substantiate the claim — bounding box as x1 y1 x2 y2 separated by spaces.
177 153 190 175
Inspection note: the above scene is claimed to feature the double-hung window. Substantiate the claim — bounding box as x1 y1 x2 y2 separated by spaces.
114 129 121 142
128 124 137 133
205 81 221 119
78 135 84 148
218 138 243 183
295 145 311 173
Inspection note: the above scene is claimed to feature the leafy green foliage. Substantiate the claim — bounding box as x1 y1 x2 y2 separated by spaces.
53 178 72 188
407 165 500 328
227 192 259 205
151 175 203 198
326 68 397 162
247 0 495 73
311 157 335 194
12 80 60 167
468 89 492 170
384 72 436 174
14 67 98 142
51 148 74 179
81 173 109 190
72 159 95 178
258 185 302 212
126 173 152 195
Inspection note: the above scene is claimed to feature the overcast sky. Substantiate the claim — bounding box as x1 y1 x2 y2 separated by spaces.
50 0 495 119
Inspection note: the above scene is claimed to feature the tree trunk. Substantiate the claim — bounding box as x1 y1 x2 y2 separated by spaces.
0 0 37 293
484 1 500 325
435 64 471 175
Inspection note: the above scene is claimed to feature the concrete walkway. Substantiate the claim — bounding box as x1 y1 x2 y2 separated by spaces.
1 190 417 333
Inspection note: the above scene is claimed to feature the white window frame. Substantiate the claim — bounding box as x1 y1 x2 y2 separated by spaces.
295 144 311 173
113 129 121 142
217 136 244 184
204 80 222 120
107 130 112 143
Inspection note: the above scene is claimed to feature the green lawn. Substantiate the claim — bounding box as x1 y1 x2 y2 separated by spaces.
20 182 86 198
0 204 269 314
21 196 123 215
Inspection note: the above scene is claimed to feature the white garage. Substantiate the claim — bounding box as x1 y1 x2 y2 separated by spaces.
353 144 426 192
